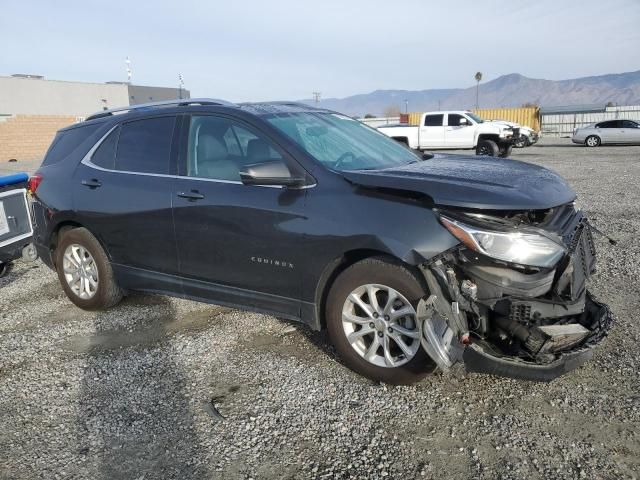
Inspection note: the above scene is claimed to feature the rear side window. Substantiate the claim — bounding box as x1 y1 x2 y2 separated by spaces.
114 116 176 174
42 123 101 166
91 127 119 169
424 114 444 127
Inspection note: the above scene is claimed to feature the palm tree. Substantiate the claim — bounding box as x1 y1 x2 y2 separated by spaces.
474 72 483 109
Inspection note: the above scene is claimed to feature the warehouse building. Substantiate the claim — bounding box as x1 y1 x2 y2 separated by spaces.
0 74 190 161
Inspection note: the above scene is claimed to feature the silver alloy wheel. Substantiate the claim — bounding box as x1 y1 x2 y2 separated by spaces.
586 136 600 147
341 284 420 368
62 244 99 300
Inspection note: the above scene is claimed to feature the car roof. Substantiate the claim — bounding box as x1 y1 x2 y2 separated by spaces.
56 99 341 135
82 98 333 123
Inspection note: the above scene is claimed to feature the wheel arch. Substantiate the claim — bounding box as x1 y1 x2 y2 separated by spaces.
477 133 500 144
391 136 409 147
312 248 427 330
48 221 110 267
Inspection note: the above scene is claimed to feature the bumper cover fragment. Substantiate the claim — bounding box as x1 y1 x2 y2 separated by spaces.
462 292 612 382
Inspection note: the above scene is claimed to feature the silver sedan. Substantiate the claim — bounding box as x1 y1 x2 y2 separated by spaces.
573 119 640 146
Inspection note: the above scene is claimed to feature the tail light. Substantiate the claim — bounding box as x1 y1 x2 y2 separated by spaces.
28 174 43 194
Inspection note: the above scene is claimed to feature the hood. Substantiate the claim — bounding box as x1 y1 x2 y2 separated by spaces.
342 154 576 210
488 120 520 128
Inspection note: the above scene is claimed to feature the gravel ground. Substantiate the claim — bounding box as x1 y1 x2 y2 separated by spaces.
1 138 639 479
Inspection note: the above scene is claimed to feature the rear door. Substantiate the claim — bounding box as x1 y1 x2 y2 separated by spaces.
419 114 445 148
595 120 619 143
171 114 307 317
73 115 180 278
444 113 474 148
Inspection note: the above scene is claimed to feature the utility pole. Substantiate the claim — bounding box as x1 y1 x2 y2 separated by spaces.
178 73 184 99
404 99 408 113
474 71 482 110
125 56 132 84
312 92 321 105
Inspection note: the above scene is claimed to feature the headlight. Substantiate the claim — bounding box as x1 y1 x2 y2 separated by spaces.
499 129 512 138
440 216 566 268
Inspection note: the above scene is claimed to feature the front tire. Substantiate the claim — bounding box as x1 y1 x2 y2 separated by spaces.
513 136 527 148
326 257 435 385
54 227 123 310
476 139 499 156
585 135 601 147
498 144 513 158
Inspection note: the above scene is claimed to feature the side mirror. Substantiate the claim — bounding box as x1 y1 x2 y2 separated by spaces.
240 160 307 188
459 118 469 126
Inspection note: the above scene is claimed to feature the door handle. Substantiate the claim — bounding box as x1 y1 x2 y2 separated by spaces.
81 179 102 189
177 190 205 201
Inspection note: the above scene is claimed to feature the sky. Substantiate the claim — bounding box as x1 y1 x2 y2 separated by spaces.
2 0 639 102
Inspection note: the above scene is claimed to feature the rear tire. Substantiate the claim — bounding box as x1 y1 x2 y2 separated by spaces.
54 227 123 310
0 261 10 278
476 139 499 156
585 135 601 147
325 257 435 385
498 144 513 158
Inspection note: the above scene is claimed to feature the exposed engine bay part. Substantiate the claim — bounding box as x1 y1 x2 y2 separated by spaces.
414 202 613 381
463 293 611 382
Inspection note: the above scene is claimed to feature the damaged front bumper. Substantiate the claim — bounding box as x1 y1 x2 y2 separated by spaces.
462 293 612 381
417 205 613 382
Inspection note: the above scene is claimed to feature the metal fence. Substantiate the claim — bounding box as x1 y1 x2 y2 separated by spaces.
541 105 640 137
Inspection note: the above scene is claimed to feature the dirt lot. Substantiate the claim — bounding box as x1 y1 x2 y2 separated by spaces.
1 139 639 479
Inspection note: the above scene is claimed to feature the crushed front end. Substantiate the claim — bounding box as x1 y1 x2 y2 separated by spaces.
418 203 613 382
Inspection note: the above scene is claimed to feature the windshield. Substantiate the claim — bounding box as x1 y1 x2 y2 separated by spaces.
465 112 484 124
264 112 420 171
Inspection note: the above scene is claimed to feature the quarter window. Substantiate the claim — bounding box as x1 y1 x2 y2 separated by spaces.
42 123 101 166
596 121 617 128
114 116 176 174
424 114 444 127
91 127 119 169
187 116 284 181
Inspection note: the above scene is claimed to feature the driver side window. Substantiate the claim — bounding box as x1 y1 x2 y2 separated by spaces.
187 116 284 181
447 114 466 126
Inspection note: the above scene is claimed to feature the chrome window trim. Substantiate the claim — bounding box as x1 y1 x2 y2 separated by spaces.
80 125 316 189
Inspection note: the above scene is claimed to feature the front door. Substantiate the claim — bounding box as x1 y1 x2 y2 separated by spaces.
444 113 475 148
619 120 640 144
172 114 307 318
73 115 179 278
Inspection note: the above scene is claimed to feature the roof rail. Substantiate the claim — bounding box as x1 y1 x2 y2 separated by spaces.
239 101 318 108
85 98 236 121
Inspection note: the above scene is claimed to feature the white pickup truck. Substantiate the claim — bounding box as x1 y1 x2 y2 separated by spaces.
378 111 519 157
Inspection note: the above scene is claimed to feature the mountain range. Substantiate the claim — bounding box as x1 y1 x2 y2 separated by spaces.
299 70 640 116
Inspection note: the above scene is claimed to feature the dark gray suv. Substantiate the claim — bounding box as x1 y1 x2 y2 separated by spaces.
30 99 612 384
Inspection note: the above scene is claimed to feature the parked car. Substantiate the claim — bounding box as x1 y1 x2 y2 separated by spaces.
572 119 640 146
30 99 611 384
489 120 539 148
377 111 519 157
